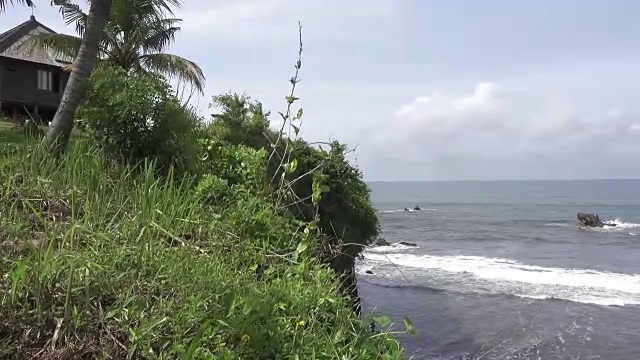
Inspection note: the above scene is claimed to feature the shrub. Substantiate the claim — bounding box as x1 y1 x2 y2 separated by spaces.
205 93 380 260
284 140 380 268
78 66 201 177
204 93 380 315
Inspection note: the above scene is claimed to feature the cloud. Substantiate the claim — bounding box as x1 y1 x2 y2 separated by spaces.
176 0 407 43
362 82 640 180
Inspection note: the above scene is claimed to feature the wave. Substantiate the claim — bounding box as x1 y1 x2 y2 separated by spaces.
358 252 640 307
544 222 571 228
602 218 640 230
378 208 438 213
367 242 420 253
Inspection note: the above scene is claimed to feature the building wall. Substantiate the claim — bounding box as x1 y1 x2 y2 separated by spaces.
0 60 3 100
0 57 66 109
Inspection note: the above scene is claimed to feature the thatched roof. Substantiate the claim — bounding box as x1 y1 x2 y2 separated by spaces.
0 15 71 66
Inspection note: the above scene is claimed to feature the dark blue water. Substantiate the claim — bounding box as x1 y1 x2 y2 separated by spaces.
357 180 640 360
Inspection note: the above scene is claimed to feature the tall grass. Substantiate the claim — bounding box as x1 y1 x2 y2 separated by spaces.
0 141 404 359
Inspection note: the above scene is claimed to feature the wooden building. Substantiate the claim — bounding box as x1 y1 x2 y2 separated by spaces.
0 15 71 123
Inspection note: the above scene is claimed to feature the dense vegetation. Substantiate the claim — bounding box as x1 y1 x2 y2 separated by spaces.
1 1 413 358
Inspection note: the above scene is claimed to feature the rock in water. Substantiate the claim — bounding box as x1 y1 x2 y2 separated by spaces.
577 212 605 227
373 238 391 246
398 241 418 247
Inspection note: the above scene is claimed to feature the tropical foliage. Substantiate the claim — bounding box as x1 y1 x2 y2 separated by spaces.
77 66 201 176
32 0 205 94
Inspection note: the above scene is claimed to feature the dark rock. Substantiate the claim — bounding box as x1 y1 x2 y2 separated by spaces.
413 205 422 211
373 237 391 246
398 241 418 247
577 212 615 227
365 270 374 274
331 254 361 316
404 207 410 211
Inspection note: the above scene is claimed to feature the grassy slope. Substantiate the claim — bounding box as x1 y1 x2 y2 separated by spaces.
0 120 28 146
0 132 404 359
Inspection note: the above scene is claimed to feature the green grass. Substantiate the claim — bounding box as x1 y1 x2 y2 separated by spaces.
0 142 405 359
0 119 31 146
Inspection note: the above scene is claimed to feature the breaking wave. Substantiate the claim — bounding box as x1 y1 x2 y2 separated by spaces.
602 218 640 230
367 243 420 253
358 252 640 307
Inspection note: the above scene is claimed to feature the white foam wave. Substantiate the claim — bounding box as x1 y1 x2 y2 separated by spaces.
602 218 640 230
513 294 640 306
544 222 570 227
367 243 419 253
378 208 438 213
361 252 640 306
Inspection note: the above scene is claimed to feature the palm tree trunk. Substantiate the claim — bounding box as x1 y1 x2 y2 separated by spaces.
43 0 113 153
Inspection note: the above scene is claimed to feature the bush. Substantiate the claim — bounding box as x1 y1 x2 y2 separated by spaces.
205 93 380 261
203 93 380 315
284 140 380 268
78 66 202 177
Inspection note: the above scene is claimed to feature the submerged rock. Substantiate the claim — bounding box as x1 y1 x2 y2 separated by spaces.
398 241 418 247
577 212 616 228
365 270 374 275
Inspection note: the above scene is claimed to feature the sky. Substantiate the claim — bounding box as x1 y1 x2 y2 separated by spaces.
3 0 640 181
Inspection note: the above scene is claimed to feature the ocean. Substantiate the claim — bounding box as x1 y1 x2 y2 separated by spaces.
357 180 640 360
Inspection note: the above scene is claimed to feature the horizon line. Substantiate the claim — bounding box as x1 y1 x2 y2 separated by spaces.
365 178 640 183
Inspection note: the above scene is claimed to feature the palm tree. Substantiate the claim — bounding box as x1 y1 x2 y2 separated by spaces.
32 0 205 95
0 0 113 153
44 0 114 153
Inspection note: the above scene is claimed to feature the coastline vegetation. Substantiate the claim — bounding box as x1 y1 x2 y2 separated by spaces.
0 1 413 358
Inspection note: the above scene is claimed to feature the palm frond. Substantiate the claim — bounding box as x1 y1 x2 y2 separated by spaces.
52 0 88 37
0 0 34 12
132 0 182 16
23 32 82 62
138 18 181 53
140 53 205 95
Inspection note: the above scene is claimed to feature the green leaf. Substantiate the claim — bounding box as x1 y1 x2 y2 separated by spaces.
403 316 416 335
373 315 391 327
184 319 213 360
285 96 300 104
287 158 298 173
292 123 300 136
295 241 309 255
216 319 232 328
295 108 304 120
10 259 27 302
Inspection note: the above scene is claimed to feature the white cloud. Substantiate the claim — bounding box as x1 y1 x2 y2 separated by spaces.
362 82 640 180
